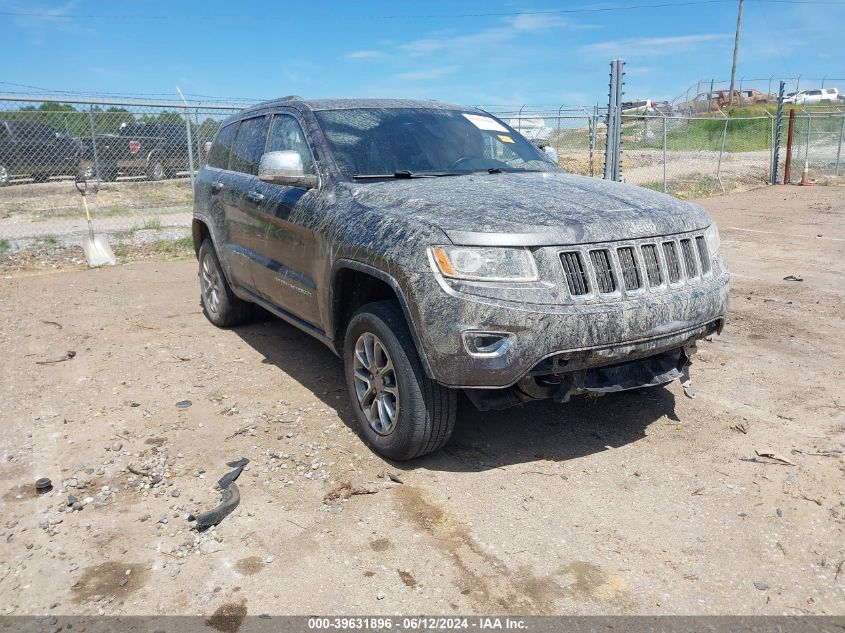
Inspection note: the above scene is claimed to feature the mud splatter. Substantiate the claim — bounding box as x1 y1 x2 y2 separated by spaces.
144 437 166 446
235 556 264 576
369 538 391 552
71 561 147 603
398 570 417 587
363 571 375 577
206 599 248 633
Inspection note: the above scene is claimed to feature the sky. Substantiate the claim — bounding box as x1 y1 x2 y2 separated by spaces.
1 0 844 108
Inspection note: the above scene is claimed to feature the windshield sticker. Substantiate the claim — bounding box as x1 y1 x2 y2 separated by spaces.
462 113 508 133
497 134 515 144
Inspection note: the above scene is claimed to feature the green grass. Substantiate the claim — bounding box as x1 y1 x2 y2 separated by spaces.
42 235 59 245
0 239 10 254
153 237 193 257
112 225 140 240
143 217 162 230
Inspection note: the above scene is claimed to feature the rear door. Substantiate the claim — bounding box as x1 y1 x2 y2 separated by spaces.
249 111 321 325
224 115 272 293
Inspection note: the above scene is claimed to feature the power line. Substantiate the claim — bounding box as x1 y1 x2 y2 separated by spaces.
3 0 844 21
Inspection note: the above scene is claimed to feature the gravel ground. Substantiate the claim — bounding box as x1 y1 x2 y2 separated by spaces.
0 185 843 617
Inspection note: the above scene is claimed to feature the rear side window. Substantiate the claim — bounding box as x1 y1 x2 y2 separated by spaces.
229 116 269 175
207 123 238 170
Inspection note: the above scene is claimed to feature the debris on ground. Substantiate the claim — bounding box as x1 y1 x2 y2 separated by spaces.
387 473 404 485
323 481 378 502
782 275 803 282
753 449 796 466
35 351 76 365
195 483 240 531
217 458 249 490
175 400 192 409
731 422 748 434
35 478 52 494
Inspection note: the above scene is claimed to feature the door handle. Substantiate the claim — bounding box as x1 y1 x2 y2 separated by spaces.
211 181 224 193
246 191 265 204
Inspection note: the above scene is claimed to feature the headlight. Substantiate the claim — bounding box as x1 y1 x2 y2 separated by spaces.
429 246 538 282
704 222 721 255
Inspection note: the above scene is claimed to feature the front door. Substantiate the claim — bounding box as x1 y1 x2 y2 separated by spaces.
250 112 322 327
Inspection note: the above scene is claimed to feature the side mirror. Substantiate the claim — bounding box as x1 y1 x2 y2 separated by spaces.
258 150 318 188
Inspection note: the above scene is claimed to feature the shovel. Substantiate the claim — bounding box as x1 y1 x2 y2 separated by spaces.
76 178 116 267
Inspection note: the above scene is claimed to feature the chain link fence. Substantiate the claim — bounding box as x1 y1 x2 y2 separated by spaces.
1 94 843 263
0 95 239 260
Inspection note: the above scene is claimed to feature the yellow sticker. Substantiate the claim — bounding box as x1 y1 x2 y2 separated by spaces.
497 134 515 143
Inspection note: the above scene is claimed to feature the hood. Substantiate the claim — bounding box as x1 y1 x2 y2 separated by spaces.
345 171 712 246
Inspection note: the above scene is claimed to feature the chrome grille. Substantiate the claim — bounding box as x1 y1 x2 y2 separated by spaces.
663 241 681 283
617 247 641 291
680 238 698 278
641 244 662 286
560 252 589 296
589 250 616 293
695 236 711 274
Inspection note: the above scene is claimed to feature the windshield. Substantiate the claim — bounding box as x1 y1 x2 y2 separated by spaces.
313 107 558 178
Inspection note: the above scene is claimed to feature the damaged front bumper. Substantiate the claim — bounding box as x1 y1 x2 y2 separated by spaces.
411 267 729 406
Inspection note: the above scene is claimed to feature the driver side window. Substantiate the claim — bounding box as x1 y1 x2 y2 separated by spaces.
267 114 316 175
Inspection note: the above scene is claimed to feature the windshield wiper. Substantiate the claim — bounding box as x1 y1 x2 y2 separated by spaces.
352 170 466 180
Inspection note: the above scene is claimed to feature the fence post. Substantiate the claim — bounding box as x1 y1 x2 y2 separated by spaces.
784 109 795 183
87 106 102 186
835 114 844 176
517 105 524 133
662 113 667 193
176 87 196 195
771 81 785 185
716 115 729 192
604 60 618 180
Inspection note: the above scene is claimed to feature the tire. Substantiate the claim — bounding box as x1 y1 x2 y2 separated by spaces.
100 164 118 182
0 164 8 187
343 300 457 460
197 238 252 327
146 156 165 181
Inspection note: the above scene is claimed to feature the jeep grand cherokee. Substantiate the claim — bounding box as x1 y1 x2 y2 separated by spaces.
192 98 730 460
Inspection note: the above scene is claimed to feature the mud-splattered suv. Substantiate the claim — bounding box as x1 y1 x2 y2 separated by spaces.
192 98 730 460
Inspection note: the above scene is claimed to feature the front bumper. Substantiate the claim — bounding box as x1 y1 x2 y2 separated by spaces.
411 268 730 389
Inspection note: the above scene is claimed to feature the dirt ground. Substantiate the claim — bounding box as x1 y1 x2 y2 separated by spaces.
0 185 843 617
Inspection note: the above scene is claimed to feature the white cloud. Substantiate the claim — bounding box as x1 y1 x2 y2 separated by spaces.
394 66 460 81
346 50 385 60
581 33 731 57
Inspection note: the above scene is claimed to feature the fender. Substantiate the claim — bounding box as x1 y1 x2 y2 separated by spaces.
329 259 435 380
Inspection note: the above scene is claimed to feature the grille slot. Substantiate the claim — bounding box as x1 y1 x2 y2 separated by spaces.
589 250 616 293
641 244 662 286
617 247 641 291
695 236 711 274
663 241 681 283
560 252 590 296
680 238 698 278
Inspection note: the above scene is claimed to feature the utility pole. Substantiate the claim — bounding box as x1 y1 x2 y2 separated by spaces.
728 0 744 108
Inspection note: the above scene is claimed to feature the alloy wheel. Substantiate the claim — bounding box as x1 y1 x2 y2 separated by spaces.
200 253 221 315
353 332 400 435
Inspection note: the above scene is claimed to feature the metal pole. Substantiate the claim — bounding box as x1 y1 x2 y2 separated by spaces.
716 116 729 192
613 59 624 182
728 0 744 108
662 113 667 193
771 81 785 185
784 109 795 183
517 105 524 133
87 106 101 186
708 79 715 113
176 86 196 194
835 114 844 176
604 60 618 180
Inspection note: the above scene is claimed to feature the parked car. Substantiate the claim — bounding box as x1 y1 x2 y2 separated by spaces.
80 122 190 181
783 88 839 105
0 120 82 186
192 98 730 459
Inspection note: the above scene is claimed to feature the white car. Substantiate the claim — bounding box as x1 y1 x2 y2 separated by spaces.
784 88 839 104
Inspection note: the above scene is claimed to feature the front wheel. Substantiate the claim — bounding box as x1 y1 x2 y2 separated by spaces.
0 164 8 187
344 301 456 460
147 156 165 181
